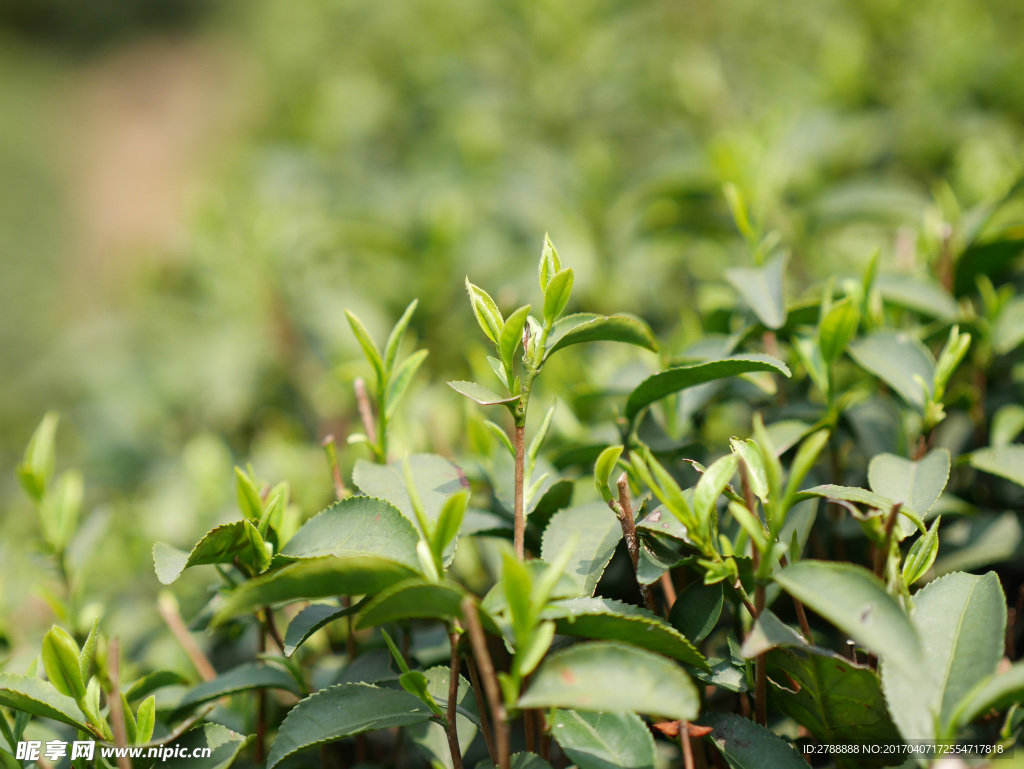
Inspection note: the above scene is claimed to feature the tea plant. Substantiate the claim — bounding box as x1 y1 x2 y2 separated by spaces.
3 217 1024 769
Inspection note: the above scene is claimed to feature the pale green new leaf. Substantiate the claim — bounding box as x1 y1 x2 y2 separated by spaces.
818 296 860 363
543 268 574 325
500 304 532 370
466 279 504 344
383 298 418 374
346 310 384 380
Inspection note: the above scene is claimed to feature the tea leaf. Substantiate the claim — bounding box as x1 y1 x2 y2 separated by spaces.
726 253 788 329
175 663 299 714
406 667 479 767
283 599 368 657
500 304 532 370
818 296 860 363
867 449 950 517
544 313 658 361
267 684 433 768
700 712 813 769
519 641 699 720
212 555 418 625
543 268 574 325
848 331 935 409
626 355 791 422
153 520 270 585
0 673 93 734
279 496 421 571
385 348 429 420
541 502 622 596
346 309 384 380
383 298 418 374
550 710 655 769
158 724 252 769
466 279 504 344
902 516 941 586
448 380 521 407
356 578 467 628
41 626 85 702
970 445 1024 488
951 662 1024 728
767 647 901 746
668 582 723 643
542 598 708 669
773 561 923 680
883 571 1005 740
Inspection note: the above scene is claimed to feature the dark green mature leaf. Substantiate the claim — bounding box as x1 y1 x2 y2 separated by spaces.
283 600 367 657
848 332 935 409
447 380 520 406
551 710 655 769
519 641 699 720
356 579 467 628
0 673 92 733
267 683 433 768
637 504 695 544
407 667 479 769
626 355 791 422
159 724 253 769
700 712 809 769
773 561 923 680
867 449 950 517
542 598 708 669
153 520 269 585
354 454 472 535
544 313 658 361
884 572 1005 741
123 670 190 701
952 662 1024 728
726 253 788 329
970 445 1024 488
279 496 420 570
175 663 299 713
212 555 418 625
541 502 622 596
669 582 723 643
767 647 901 748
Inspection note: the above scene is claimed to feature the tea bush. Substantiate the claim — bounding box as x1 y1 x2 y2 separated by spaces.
3 198 1024 769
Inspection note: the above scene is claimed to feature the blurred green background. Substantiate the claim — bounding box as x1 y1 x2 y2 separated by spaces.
2 0 1023 663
